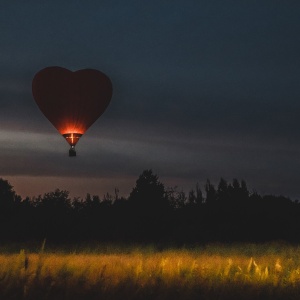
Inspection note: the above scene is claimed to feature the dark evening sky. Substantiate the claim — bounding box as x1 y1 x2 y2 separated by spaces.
1 1 300 199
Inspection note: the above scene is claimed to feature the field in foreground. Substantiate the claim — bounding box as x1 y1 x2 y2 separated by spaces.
1 243 300 300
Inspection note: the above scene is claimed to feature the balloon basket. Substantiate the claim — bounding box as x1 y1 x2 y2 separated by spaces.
69 147 76 157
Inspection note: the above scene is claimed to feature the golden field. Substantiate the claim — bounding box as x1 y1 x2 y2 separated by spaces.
1 243 300 299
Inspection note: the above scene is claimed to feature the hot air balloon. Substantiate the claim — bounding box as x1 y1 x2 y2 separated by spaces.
32 66 113 156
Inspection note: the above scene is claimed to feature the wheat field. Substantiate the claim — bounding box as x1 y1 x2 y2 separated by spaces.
0 242 300 299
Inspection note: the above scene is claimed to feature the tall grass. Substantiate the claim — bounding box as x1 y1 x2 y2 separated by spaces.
0 243 300 299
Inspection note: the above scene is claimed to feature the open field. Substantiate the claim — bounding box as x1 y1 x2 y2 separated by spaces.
1 242 300 299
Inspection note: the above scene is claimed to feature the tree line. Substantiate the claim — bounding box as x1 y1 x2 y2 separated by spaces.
0 170 299 244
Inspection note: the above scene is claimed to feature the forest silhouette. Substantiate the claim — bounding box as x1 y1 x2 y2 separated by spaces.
0 170 298 245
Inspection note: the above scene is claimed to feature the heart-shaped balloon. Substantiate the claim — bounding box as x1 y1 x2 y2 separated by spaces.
32 66 113 156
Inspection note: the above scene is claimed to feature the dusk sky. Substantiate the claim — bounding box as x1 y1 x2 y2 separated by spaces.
1 1 300 199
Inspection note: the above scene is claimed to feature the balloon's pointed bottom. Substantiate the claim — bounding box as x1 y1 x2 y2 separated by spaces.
63 133 82 146
69 147 76 157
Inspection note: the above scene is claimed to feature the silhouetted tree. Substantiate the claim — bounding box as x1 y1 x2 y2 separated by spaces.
227 179 249 204
0 178 21 213
217 178 229 203
0 178 23 239
128 169 168 211
188 189 196 205
127 170 170 242
34 189 72 240
187 183 203 207
195 183 203 205
205 179 217 204
38 189 71 211
240 179 250 200
166 186 186 209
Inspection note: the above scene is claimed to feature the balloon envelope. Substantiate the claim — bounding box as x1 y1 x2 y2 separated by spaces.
32 66 113 150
